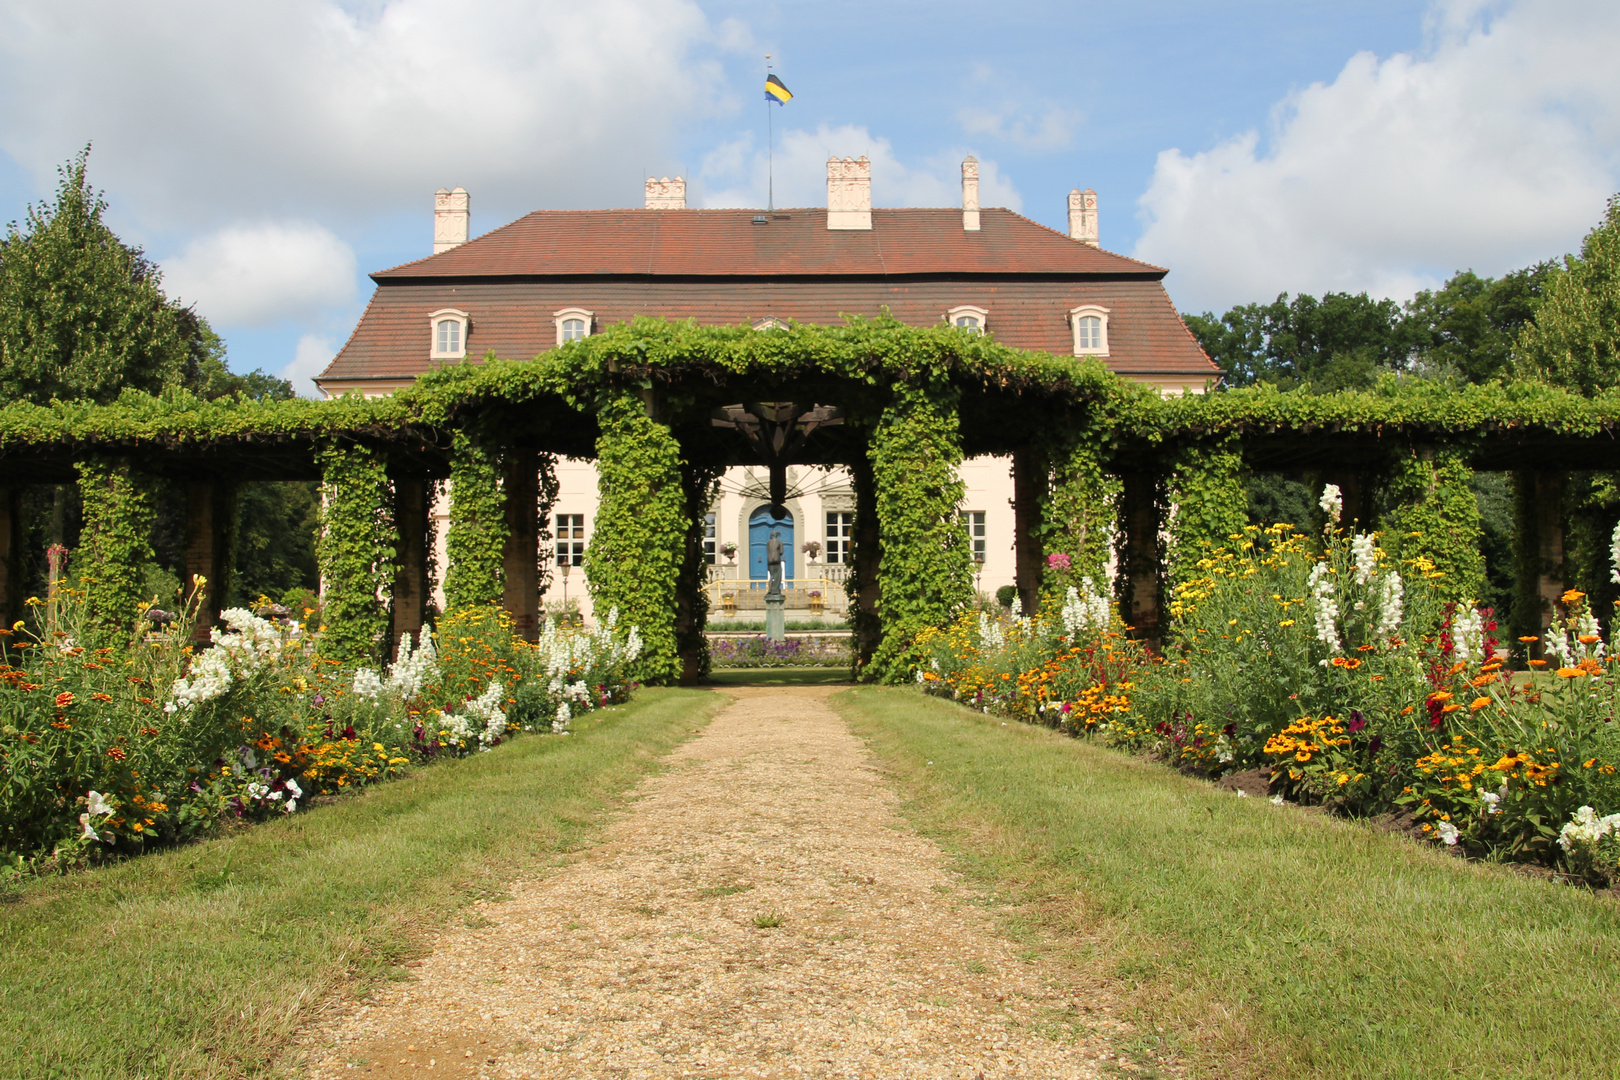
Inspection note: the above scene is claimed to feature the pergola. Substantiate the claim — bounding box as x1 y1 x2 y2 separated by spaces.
1 320 1615 682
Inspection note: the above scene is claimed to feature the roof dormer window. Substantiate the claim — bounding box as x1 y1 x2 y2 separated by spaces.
554 307 594 347
1069 305 1110 356
945 305 989 334
753 316 786 331
429 308 469 360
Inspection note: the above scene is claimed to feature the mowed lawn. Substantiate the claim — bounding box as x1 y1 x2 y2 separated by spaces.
0 687 725 1080
837 687 1620 1080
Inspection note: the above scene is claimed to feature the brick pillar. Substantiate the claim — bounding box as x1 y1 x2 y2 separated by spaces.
502 449 539 642
1012 447 1046 614
1119 470 1163 648
392 478 430 656
184 480 235 644
0 486 21 630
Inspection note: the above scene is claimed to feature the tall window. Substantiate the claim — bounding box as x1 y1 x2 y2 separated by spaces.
1077 316 1101 350
959 510 986 563
436 318 460 355
826 512 854 563
555 514 586 566
561 318 587 343
703 512 717 564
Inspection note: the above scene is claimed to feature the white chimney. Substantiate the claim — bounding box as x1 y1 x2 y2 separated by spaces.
827 156 872 230
645 176 686 209
1068 188 1098 247
961 157 980 231
433 187 469 254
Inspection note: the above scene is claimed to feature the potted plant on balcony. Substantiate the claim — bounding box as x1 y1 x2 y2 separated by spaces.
802 540 822 564
808 588 824 614
721 541 738 564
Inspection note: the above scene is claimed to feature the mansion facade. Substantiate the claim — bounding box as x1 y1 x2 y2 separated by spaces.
317 158 1217 623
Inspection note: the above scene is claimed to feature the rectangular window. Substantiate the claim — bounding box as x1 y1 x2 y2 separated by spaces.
703 512 716 565
959 510 986 563
1078 316 1101 351
825 512 854 564
555 513 586 566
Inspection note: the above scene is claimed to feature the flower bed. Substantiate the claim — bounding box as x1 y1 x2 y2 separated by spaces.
1 592 642 864
913 508 1620 881
708 634 851 668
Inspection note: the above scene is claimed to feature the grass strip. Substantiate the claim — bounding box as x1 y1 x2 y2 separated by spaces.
835 686 1620 1080
0 686 725 1080
706 668 855 686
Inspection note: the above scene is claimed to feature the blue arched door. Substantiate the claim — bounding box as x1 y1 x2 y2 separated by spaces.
748 506 794 586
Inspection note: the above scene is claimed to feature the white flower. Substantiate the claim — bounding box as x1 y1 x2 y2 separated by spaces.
86 790 114 817
284 778 303 799
1319 484 1343 528
239 747 258 769
1451 604 1485 668
246 782 269 800
1270 795 1285 806
1611 520 1620 585
79 813 99 841
351 667 384 700
1350 533 1378 586
914 669 926 684
387 632 439 699
1558 805 1620 853
1436 820 1460 846
1234 789 1248 798
552 700 573 734
1061 578 1112 640
1308 562 1342 652
1481 791 1501 815
1375 571 1404 638
283 798 298 813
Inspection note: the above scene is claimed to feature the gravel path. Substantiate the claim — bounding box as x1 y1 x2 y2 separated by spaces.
299 684 1113 1079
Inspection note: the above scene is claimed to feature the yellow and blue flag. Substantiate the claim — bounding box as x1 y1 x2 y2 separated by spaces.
765 74 792 105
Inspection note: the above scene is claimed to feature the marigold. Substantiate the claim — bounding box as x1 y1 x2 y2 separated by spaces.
1468 697 1490 711
1556 667 1587 679
1561 589 1586 605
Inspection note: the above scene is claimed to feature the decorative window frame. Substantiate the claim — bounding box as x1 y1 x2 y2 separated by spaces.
429 308 470 360
1069 304 1111 357
554 307 594 347
944 304 989 333
752 316 786 331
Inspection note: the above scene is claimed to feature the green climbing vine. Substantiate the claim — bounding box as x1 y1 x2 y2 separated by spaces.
586 391 686 684
1040 417 1120 595
536 452 560 602
1380 447 1486 604
315 442 395 663
1165 437 1248 586
74 457 155 645
867 381 975 683
443 431 506 613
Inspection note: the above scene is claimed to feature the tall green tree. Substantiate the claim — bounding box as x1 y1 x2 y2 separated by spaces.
0 148 194 403
1516 194 1620 395
1184 291 1414 390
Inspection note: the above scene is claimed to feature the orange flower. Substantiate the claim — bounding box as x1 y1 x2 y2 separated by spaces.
54 691 73 708
1429 691 1454 703
1557 667 1587 678
91 692 113 702
1518 636 1539 643
1442 703 1463 713
1579 634 1601 645
1468 697 1490 711
1561 589 1586 605
1528 659 1548 668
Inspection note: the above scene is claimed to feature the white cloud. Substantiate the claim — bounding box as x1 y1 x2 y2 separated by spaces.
957 105 1081 151
284 334 339 399
1133 0 1620 313
0 0 737 230
161 223 357 328
697 123 1022 211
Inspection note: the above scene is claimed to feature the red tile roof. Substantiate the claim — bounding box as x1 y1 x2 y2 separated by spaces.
321 206 1215 385
374 208 1165 280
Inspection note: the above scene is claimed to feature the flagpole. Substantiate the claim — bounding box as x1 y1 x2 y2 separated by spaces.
766 54 774 212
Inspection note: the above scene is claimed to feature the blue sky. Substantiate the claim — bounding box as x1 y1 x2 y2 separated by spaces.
1 0 1616 393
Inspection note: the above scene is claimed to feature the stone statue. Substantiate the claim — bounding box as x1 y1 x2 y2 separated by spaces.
766 530 785 594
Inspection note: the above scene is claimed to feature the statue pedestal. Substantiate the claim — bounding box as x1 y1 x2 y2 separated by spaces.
764 592 785 641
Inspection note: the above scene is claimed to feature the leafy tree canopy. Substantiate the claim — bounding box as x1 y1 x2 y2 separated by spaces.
0 148 204 404
1516 194 1620 396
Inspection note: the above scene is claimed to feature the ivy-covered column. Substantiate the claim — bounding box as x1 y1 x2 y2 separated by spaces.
76 457 155 646
1011 447 1047 613
587 391 685 683
391 477 431 655
183 479 236 643
1039 419 1119 597
316 442 395 663
1166 437 1247 586
673 460 723 685
867 381 974 683
443 431 506 613
1380 446 1485 604
1117 470 1165 647
847 453 882 676
0 485 22 630
502 448 539 641
1511 470 1566 645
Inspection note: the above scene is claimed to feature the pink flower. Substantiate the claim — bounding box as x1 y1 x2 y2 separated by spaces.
1047 553 1072 571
